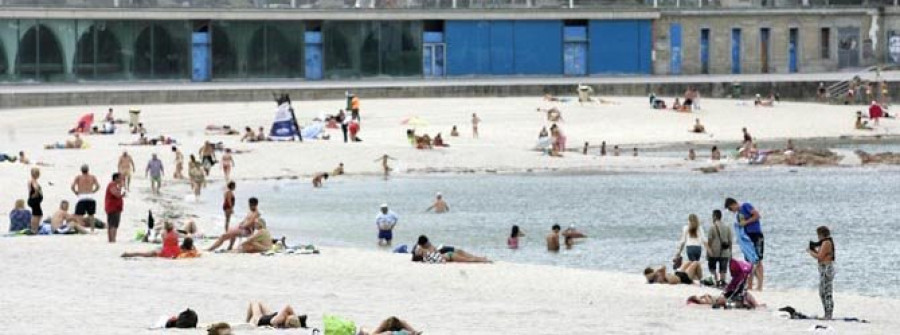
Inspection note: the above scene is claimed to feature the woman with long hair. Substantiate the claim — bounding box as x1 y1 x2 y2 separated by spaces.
675 214 707 263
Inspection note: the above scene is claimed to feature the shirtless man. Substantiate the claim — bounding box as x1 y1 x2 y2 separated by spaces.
71 164 100 233
546 224 561 252
118 151 135 191
312 173 329 188
199 141 216 176
172 146 185 179
207 197 261 251
425 193 449 213
49 200 88 234
375 154 397 180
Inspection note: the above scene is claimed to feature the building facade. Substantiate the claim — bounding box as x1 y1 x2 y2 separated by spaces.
0 1 895 83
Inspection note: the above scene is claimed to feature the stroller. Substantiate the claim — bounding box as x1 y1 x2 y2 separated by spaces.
714 259 753 309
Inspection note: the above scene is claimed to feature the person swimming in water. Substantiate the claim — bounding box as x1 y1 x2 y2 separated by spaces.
425 193 449 213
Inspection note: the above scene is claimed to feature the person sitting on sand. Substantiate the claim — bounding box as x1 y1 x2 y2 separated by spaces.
45 134 85 150
122 222 181 258
644 261 704 285
241 127 257 142
238 218 273 253
412 235 490 263
546 224 561 252
207 197 261 251
416 134 433 150
672 98 682 111
9 199 31 232
357 316 422 335
257 127 269 141
425 193 449 213
245 301 305 329
433 133 449 147
856 111 873 130
332 163 344 176
691 119 706 133
754 94 774 107
312 173 329 188
450 125 459 137
48 200 89 234
177 237 201 259
406 129 416 146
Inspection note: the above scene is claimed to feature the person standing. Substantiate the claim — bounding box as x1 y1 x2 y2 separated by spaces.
223 181 236 232
742 128 753 144
351 94 361 122
188 155 205 197
71 164 100 233
146 153 165 196
675 214 706 264
869 101 884 127
199 141 216 176
725 197 764 291
546 224 561 252
118 151 135 191
337 110 349 143
808 226 835 320
471 113 481 138
375 154 396 180
172 146 184 179
375 204 398 246
105 173 125 243
222 148 235 181
706 210 732 287
27 167 44 234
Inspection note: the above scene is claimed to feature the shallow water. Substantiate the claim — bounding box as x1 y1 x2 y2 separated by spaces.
202 169 900 298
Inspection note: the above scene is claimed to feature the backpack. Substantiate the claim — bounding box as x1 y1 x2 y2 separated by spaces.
323 315 356 335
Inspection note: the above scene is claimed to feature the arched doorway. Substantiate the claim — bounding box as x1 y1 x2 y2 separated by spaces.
134 24 185 78
75 24 123 78
247 24 298 77
211 27 237 78
0 40 7 76
16 24 65 80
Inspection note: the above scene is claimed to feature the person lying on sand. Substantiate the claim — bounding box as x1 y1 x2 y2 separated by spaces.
245 301 306 329
122 222 181 258
119 134 177 146
691 119 706 133
412 235 490 263
312 173 329 188
357 316 422 335
686 292 763 309
205 125 239 135
45 134 85 150
644 261 704 285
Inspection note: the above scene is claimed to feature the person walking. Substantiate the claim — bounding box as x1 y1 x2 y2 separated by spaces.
808 226 835 320
146 153 165 196
172 146 184 179
118 151 135 191
471 113 481 138
706 210 732 287
105 173 125 243
223 181 236 232
27 167 44 234
375 204 398 246
726 197 765 291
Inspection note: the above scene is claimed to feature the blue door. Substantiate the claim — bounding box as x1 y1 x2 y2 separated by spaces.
731 28 742 74
423 43 446 77
789 28 799 73
670 24 682 75
700 28 710 74
760 28 770 73
305 31 323 80
564 43 587 76
191 32 210 82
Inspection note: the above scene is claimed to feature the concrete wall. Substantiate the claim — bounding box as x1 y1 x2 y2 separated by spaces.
654 9 879 75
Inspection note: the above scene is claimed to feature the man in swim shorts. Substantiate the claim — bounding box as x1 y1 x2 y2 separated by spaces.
375 204 398 246
71 164 100 233
726 197 765 291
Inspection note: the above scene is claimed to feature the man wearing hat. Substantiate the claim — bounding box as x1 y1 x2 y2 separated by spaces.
375 204 398 246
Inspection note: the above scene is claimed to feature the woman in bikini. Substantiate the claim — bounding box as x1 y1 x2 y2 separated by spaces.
221 149 235 181
223 181 236 231
245 302 305 329
643 261 703 285
188 155 206 197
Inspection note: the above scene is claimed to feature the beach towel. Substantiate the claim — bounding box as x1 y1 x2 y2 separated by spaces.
262 244 320 256
323 315 356 335
734 221 759 264
300 122 325 140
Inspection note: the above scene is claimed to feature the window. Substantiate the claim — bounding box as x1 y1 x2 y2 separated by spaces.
821 28 831 59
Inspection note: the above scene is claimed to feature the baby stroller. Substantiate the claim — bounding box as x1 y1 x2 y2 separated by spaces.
715 259 753 309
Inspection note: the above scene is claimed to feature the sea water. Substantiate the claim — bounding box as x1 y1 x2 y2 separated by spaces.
201 168 900 298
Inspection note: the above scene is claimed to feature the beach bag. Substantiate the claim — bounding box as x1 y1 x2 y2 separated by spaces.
323 315 356 335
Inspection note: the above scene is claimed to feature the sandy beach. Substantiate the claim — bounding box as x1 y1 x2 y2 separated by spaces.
2 96 899 334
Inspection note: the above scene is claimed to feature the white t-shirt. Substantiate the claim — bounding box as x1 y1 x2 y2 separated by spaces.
679 225 706 248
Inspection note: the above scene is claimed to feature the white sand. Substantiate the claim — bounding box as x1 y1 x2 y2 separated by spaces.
1 96 898 334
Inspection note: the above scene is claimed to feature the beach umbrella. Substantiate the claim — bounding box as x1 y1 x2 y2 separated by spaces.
401 116 429 128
